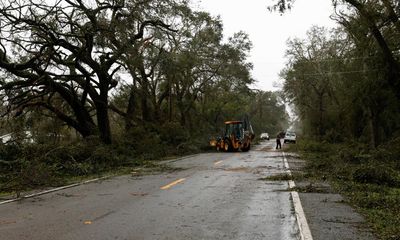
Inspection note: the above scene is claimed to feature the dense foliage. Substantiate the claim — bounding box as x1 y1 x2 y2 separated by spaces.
279 0 400 146
0 0 288 145
272 1 400 238
0 0 288 193
291 139 400 239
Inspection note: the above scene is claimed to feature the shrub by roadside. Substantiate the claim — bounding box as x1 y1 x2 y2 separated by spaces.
0 125 205 197
287 138 400 240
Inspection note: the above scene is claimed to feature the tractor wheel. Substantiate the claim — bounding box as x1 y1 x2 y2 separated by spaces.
224 139 232 152
241 143 250 152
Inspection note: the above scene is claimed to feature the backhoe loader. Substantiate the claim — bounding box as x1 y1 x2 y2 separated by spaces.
210 117 255 152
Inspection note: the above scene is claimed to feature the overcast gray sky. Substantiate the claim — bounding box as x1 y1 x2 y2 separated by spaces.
196 0 338 91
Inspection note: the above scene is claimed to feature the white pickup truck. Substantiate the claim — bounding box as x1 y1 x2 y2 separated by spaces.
283 131 296 143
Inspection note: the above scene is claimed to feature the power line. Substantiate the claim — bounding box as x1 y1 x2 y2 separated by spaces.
286 56 383 64
300 69 380 76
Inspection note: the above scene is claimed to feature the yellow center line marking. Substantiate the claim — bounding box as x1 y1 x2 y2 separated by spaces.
214 160 223 166
160 178 186 190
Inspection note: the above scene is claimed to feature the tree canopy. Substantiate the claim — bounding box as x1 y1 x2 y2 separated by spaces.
0 0 288 145
277 0 400 146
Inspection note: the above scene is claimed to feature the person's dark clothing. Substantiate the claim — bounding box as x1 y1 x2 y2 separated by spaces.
276 134 282 149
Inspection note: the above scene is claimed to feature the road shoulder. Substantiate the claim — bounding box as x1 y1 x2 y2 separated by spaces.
285 152 376 240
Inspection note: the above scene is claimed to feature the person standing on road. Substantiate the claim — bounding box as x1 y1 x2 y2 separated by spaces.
276 133 282 149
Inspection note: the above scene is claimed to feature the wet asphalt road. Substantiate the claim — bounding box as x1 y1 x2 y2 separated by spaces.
0 141 299 240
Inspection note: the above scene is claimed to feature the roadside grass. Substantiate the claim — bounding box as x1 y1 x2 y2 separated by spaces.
286 139 400 240
258 173 293 181
288 184 331 193
0 136 196 198
258 173 331 193
258 172 310 181
0 161 184 200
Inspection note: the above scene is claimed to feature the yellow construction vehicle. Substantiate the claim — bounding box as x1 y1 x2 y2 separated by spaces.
210 117 255 152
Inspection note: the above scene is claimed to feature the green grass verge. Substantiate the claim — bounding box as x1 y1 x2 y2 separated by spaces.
0 161 183 199
0 140 192 198
258 173 293 181
287 139 400 240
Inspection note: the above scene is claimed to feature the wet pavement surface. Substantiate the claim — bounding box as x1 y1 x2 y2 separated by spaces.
0 141 378 240
0 141 299 240
286 153 376 240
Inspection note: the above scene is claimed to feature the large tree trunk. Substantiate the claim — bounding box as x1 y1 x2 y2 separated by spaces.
72 108 97 138
345 0 400 99
96 73 112 144
180 111 186 127
43 101 97 139
318 93 324 139
177 101 186 127
96 95 112 144
365 106 376 148
141 85 151 122
138 71 152 123
125 87 137 131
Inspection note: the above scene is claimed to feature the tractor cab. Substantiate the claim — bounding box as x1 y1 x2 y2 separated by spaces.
224 121 244 140
210 117 254 152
